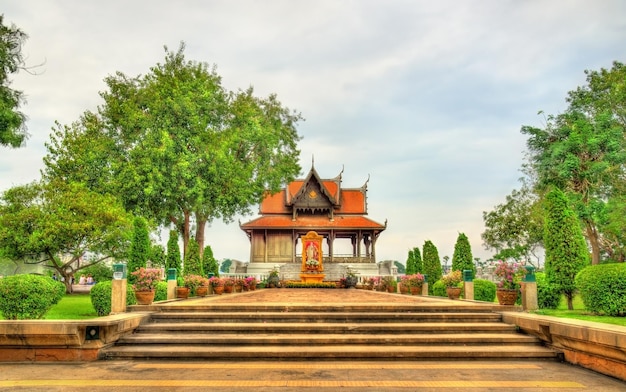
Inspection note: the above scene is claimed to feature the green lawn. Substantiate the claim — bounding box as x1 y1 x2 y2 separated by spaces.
531 294 626 327
44 294 98 320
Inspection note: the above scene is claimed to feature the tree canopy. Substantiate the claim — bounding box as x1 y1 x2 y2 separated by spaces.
0 181 133 292
43 43 302 258
0 14 28 147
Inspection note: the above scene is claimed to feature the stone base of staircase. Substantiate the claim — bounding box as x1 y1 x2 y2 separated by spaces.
101 290 559 361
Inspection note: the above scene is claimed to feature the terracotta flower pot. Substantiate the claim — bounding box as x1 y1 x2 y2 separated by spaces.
496 289 519 305
134 290 155 305
176 286 189 299
410 286 422 295
446 286 462 300
196 286 208 297
213 285 224 295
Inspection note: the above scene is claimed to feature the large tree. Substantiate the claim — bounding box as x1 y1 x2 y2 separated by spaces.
0 181 132 292
543 188 589 310
482 185 544 265
522 62 626 265
43 43 302 258
0 15 28 147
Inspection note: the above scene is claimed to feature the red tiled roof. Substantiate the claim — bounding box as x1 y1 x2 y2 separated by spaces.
240 215 385 230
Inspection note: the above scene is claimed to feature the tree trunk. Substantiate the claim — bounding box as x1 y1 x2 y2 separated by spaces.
585 221 601 265
566 293 574 310
195 216 207 259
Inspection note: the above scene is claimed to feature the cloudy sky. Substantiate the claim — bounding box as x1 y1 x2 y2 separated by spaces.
2 1 625 265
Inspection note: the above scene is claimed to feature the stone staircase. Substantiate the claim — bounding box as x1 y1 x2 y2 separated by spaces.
100 301 560 361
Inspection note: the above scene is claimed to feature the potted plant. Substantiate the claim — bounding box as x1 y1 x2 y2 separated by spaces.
380 276 397 293
405 273 425 295
267 268 280 288
176 276 189 299
441 270 462 300
399 275 410 294
131 267 162 305
344 268 358 289
245 276 257 291
305 258 320 271
184 274 206 297
209 276 224 295
223 277 235 293
494 260 526 305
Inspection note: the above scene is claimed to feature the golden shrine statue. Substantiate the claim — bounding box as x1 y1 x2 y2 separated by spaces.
300 231 325 283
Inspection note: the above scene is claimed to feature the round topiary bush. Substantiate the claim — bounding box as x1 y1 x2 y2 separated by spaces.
90 281 137 316
536 272 561 309
474 279 496 302
154 281 168 302
0 274 65 319
576 263 626 316
431 280 447 297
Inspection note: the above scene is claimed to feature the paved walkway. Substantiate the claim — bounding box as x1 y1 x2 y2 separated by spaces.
1 289 625 391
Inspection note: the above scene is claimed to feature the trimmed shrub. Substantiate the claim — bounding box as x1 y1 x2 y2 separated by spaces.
90 281 137 316
154 281 168 302
474 279 496 302
576 263 626 316
0 274 65 319
536 272 560 309
431 280 447 297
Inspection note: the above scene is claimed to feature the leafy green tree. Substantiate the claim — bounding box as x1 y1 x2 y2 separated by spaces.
393 260 405 275
452 232 475 278
0 181 133 293
149 244 167 268
43 43 302 259
201 245 219 277
183 237 202 276
543 188 590 310
422 240 442 294
405 249 416 275
522 62 626 265
127 217 150 281
482 186 544 265
413 247 423 274
0 15 28 147
220 259 232 274
166 230 182 279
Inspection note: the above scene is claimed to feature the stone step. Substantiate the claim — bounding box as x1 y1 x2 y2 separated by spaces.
149 304 504 313
150 311 503 323
116 332 542 346
135 321 517 334
101 344 559 360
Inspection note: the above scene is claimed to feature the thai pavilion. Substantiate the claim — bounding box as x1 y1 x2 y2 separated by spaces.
239 164 389 280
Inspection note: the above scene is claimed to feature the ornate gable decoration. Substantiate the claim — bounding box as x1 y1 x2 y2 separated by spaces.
290 166 339 220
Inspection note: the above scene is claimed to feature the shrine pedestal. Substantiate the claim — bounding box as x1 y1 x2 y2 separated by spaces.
300 273 325 283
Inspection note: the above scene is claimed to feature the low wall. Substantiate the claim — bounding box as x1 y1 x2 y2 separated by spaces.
0 313 150 361
501 312 626 382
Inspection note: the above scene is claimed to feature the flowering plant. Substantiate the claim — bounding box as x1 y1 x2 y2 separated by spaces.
223 277 235 287
404 273 425 287
208 276 224 287
305 259 320 268
494 260 526 290
244 276 257 287
131 268 162 291
183 274 207 291
441 270 462 287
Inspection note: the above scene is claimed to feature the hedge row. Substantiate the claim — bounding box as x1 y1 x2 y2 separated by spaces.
0 275 65 319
